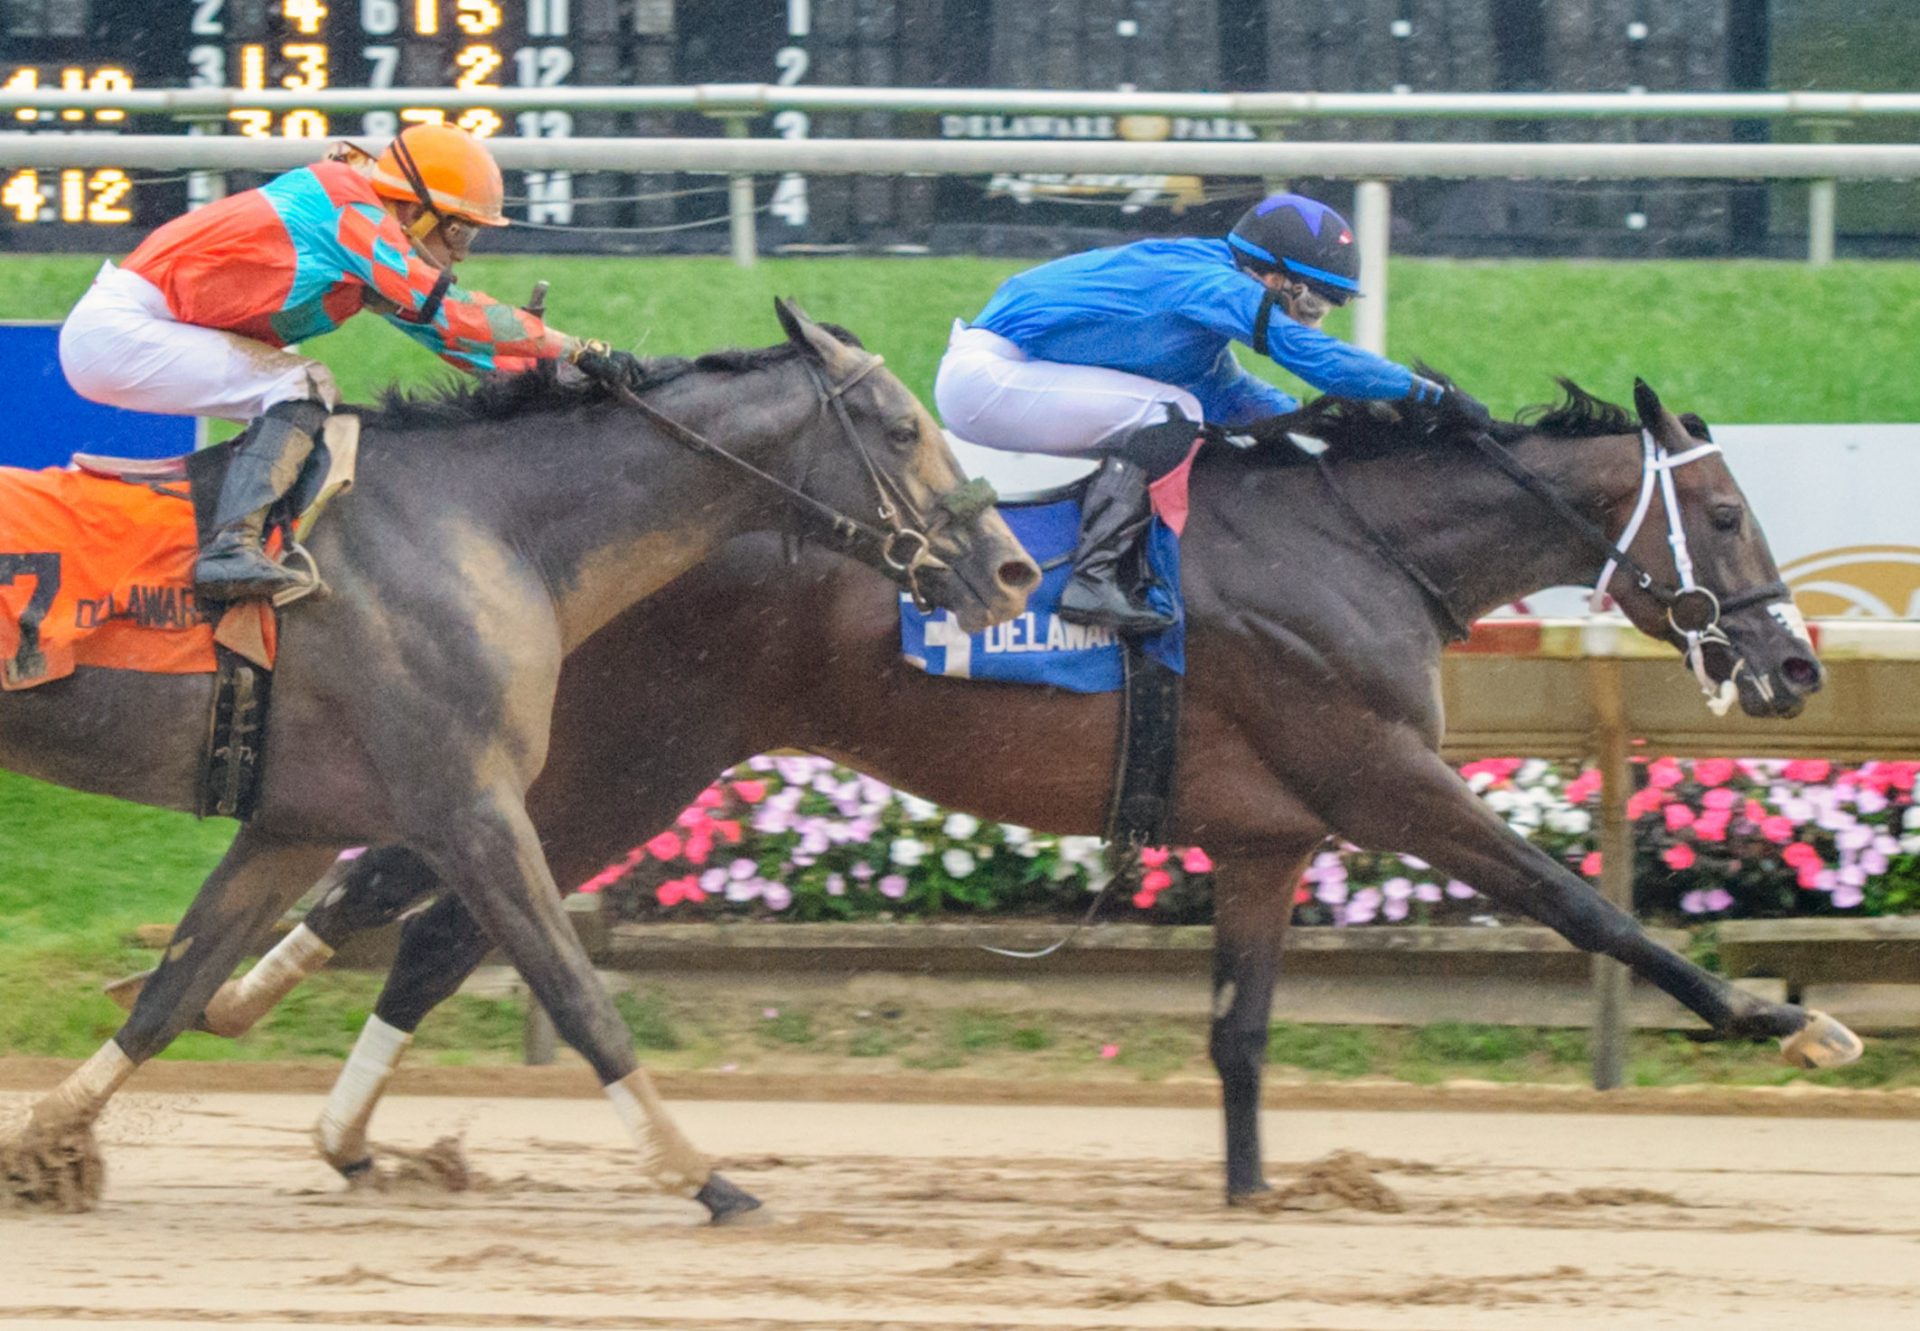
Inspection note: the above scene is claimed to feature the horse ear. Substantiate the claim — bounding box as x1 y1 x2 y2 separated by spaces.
1632 378 1665 432
773 296 849 365
774 296 810 349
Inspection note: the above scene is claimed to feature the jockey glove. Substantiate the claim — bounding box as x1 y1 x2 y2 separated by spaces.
571 341 645 391
1438 385 1494 434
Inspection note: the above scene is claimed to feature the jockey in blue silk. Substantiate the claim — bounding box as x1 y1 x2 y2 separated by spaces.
935 191 1493 634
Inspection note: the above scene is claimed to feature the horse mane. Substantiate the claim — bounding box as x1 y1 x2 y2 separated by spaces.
354 322 866 430
1202 369 1700 470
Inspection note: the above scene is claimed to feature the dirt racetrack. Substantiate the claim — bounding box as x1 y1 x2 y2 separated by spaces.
3 1073 1918 1330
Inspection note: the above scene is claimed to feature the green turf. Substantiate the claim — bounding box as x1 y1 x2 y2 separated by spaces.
8 252 1920 421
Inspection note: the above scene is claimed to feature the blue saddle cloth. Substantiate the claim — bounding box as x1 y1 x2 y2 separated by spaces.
899 490 1184 694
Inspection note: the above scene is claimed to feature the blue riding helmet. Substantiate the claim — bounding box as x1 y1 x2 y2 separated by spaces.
1227 193 1361 305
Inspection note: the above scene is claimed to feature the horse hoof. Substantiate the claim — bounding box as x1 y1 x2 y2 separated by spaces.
1226 1183 1273 1208
1 1124 106 1213
1780 1010 1864 1069
695 1172 765 1226
335 1156 377 1187
102 969 152 1013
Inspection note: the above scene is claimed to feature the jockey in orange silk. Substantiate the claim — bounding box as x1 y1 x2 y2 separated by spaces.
60 124 611 603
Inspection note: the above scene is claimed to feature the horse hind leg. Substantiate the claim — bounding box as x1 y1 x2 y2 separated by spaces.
1208 849 1316 1204
4 828 339 1209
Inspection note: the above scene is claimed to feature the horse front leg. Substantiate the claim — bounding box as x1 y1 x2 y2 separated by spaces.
408 786 761 1224
1209 850 1315 1203
4 827 339 1208
1324 744 1861 1067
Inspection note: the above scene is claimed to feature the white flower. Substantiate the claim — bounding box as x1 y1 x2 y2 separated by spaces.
941 848 977 878
1904 806 1920 831
898 794 941 822
943 812 981 839
1546 807 1593 835
889 837 927 867
1056 835 1105 866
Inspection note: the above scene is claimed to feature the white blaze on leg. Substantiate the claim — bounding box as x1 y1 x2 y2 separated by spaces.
605 1068 709 1197
30 1041 135 1134
203 923 335 1037
312 1014 412 1171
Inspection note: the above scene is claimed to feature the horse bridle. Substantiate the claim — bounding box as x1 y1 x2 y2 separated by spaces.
600 354 997 611
1460 427 1791 714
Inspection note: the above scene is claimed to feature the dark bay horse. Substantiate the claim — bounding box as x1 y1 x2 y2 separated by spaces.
161 378 1857 1206
0 300 1038 1218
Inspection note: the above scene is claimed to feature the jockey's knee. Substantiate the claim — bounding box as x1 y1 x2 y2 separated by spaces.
1103 409 1203 479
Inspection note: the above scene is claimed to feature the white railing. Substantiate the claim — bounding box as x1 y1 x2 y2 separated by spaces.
3 131 1907 349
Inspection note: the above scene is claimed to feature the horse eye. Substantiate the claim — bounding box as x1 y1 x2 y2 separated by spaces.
1710 502 1744 532
888 420 920 445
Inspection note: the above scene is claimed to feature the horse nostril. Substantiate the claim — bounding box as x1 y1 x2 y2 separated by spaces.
1782 656 1822 690
1000 559 1041 592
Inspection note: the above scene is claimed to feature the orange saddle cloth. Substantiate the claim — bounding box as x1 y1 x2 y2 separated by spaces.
0 466 274 691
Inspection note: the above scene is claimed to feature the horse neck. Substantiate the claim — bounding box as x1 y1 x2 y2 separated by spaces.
1329 430 1644 625
462 366 818 649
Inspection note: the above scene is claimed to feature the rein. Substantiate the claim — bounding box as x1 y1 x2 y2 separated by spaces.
600 355 996 610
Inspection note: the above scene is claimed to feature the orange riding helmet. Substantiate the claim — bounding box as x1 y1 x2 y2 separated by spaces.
369 123 510 239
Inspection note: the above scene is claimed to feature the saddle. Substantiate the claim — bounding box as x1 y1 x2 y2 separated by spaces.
26 418 361 818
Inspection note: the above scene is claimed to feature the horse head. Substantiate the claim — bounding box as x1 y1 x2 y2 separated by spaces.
1602 380 1822 718
771 298 1038 633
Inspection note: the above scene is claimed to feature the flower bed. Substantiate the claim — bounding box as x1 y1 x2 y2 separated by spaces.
587 754 1920 927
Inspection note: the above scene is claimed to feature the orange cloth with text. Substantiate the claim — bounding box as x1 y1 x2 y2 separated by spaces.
0 467 269 689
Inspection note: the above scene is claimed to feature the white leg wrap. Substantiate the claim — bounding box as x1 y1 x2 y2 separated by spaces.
31 1041 135 1133
203 923 335 1038
313 1015 411 1171
605 1069 709 1197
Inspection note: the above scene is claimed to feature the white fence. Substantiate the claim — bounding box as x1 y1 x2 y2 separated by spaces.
5 129 1918 350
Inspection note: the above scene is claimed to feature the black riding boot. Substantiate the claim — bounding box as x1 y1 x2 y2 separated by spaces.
1056 454 1176 636
195 399 327 604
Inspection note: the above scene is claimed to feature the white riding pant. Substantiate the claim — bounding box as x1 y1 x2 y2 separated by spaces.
59 261 338 425
933 321 1201 457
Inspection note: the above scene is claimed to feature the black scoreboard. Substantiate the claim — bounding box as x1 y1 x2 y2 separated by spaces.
1 0 720 240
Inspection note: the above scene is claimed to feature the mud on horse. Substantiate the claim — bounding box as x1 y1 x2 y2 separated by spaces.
0 300 1039 1219
156 377 1856 1206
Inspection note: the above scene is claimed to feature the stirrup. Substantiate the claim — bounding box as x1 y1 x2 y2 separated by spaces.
270 540 327 607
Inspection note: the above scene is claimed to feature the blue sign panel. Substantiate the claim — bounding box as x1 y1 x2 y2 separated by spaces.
0 323 200 471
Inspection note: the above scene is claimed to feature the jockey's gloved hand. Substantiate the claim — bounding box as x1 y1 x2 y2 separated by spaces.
568 338 643 390
1442 387 1494 433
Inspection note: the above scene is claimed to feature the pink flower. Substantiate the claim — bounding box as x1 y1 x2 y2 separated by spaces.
682 832 713 866
1761 815 1795 844
1664 803 1696 832
1580 851 1603 878
1782 759 1831 783
1648 757 1685 790
694 786 725 809
1138 846 1170 868
1694 812 1730 843
1564 770 1603 804
878 874 908 899
713 819 743 844
1132 888 1157 910
1627 788 1666 820
1141 868 1173 893
1663 843 1696 870
1693 758 1737 787
1181 847 1214 874
1796 863 1826 891
645 830 682 861
1745 799 1770 824
1701 787 1739 811
1781 842 1822 869
657 878 686 907
730 779 768 804
1099 1043 1120 1060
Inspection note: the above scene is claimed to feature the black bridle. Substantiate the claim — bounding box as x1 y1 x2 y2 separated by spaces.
1309 421 1790 710
600 353 997 611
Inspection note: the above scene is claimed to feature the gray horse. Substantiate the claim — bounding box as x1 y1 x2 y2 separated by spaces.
0 300 1038 1219
162 378 1863 1205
